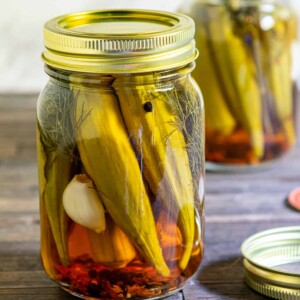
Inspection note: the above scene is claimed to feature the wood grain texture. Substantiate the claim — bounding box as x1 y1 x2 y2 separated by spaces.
0 94 299 299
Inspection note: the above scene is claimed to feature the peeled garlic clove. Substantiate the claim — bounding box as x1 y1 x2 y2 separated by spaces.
63 174 105 233
88 215 136 268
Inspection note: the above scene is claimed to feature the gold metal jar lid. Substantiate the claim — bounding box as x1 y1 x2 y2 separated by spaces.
241 226 300 299
42 9 197 74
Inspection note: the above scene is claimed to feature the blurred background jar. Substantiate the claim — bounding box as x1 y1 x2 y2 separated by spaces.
180 0 299 170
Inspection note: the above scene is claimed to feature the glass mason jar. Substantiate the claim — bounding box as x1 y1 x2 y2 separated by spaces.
37 10 205 299
180 0 298 170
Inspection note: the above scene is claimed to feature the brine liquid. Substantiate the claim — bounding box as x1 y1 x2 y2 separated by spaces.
41 208 203 299
206 126 293 165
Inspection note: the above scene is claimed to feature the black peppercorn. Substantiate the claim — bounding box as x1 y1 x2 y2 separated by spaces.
143 102 153 112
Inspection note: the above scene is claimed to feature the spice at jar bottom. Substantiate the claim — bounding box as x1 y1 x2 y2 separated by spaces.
181 0 298 168
37 10 205 299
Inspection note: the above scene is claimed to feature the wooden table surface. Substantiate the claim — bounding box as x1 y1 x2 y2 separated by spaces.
0 94 299 300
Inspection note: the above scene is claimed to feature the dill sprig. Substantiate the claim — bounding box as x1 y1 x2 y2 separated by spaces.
38 83 86 159
165 81 204 191
154 76 204 193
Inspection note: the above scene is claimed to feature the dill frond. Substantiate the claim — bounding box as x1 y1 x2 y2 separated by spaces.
156 77 204 193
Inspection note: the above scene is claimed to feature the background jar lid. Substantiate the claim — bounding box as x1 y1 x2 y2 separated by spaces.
241 226 300 299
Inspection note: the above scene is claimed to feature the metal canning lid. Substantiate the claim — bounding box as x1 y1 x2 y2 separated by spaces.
42 9 197 74
241 226 300 299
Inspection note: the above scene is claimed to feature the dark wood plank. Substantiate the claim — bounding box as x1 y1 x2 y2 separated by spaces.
0 289 76 300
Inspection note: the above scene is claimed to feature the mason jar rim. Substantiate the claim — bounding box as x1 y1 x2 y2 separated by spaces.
42 9 198 74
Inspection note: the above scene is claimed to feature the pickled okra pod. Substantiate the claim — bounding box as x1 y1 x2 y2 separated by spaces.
259 8 297 146
43 152 74 265
192 7 236 136
73 84 169 276
113 73 197 271
37 84 79 265
37 124 61 274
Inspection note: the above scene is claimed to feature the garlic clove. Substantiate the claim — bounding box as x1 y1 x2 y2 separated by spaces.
88 215 136 268
63 174 106 233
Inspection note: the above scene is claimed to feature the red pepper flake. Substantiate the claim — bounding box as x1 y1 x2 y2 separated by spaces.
288 187 300 211
55 257 187 299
